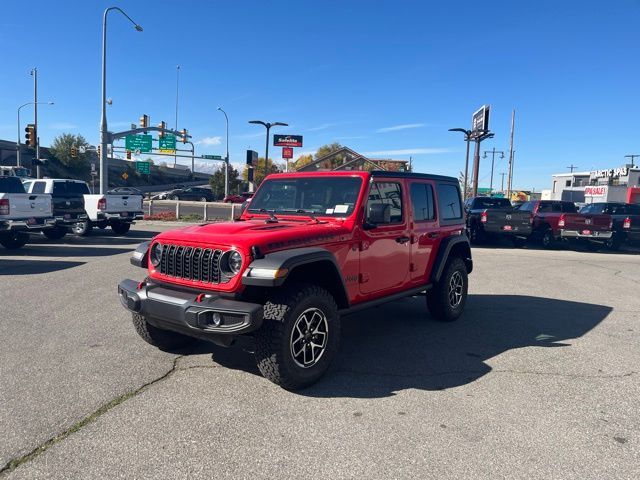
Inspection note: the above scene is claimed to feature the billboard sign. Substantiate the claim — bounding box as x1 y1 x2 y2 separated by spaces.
282 147 293 159
274 134 303 147
584 186 607 198
471 105 490 135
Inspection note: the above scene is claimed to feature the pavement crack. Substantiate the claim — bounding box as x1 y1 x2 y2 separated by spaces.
0 355 183 477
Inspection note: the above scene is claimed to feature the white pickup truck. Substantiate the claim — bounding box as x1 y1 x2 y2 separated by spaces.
0 176 55 249
23 179 144 236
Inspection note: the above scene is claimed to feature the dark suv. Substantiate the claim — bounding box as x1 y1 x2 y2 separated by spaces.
169 187 215 202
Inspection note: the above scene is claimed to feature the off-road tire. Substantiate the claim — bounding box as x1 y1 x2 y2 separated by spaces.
254 283 340 390
111 222 131 235
0 232 29 250
604 233 621 252
469 224 484 244
426 257 468 322
511 236 527 248
132 313 196 351
71 221 92 236
43 227 67 240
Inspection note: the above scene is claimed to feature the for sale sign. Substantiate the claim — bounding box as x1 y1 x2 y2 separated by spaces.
282 147 293 159
584 186 608 198
274 134 303 147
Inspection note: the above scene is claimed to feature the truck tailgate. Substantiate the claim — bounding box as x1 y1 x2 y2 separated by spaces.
562 213 611 232
484 210 532 235
105 195 143 213
0 193 52 219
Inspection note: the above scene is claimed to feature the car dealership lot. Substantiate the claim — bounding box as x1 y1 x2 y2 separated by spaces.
1 224 638 479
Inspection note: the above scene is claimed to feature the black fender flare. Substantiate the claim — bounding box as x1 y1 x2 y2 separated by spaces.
242 246 349 301
430 235 473 284
130 240 150 268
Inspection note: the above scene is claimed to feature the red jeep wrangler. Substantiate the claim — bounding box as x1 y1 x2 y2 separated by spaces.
119 171 472 389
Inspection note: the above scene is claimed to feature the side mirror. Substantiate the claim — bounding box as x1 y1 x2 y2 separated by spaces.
364 203 390 229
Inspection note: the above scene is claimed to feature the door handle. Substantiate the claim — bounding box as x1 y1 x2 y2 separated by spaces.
427 232 440 239
395 236 410 244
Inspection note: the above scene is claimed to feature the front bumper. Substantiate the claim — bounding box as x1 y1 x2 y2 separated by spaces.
1 217 57 231
118 279 264 338
99 211 144 222
561 229 612 240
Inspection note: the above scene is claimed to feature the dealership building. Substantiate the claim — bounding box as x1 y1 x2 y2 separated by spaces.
545 164 640 204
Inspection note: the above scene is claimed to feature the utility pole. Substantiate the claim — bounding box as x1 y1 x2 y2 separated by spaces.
567 164 578 173
174 65 180 167
483 147 505 193
448 128 472 199
506 109 516 200
624 154 639 168
31 68 40 178
500 172 506 192
218 107 230 197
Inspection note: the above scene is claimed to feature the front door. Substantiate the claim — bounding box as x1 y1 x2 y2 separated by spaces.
359 179 411 295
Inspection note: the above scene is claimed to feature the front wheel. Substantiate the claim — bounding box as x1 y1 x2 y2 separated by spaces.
0 232 29 250
254 283 340 390
111 222 131 235
426 257 468 322
71 221 92 236
132 313 196 351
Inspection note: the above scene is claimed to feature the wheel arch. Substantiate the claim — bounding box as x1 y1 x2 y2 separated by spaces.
431 235 473 283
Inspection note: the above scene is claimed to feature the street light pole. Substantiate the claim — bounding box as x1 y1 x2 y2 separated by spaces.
31 68 38 171
248 120 288 180
448 128 472 199
100 7 143 194
483 147 505 194
218 107 230 197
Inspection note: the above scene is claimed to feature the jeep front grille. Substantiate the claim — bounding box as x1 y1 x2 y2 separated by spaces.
158 244 224 284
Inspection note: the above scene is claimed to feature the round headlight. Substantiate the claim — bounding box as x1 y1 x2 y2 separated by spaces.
151 242 163 266
228 250 243 275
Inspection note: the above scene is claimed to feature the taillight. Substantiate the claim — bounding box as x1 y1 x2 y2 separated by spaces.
558 214 565 228
529 213 534 224
480 210 487 223
0 198 9 216
623 217 631 229
97 197 106 211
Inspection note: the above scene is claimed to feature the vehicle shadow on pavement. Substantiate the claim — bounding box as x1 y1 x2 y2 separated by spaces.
0 259 85 275
1 245 132 258
193 294 612 397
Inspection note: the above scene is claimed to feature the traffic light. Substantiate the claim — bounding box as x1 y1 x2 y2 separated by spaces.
139 114 149 129
158 121 166 138
180 128 188 143
126 150 132 160
24 124 36 147
71 146 78 158
97 145 101 157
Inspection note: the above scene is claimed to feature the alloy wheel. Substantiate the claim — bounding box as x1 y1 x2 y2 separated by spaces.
290 307 329 368
448 271 464 308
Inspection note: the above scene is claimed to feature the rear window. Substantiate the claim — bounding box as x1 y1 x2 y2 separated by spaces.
472 197 511 209
561 202 578 213
437 184 462 221
53 181 89 196
32 181 46 194
0 177 26 194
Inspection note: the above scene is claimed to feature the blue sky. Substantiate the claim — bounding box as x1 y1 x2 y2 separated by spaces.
1 0 639 189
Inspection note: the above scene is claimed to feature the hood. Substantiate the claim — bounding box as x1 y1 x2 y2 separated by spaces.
154 218 350 253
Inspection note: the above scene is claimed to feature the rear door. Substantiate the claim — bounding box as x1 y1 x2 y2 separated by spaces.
359 179 411 294
408 180 438 281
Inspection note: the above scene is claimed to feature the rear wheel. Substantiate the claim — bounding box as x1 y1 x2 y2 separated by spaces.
0 232 29 250
254 283 340 390
111 222 131 235
604 233 621 251
132 313 196 351
511 236 527 248
426 257 468 322
541 229 556 249
43 226 67 240
71 221 92 236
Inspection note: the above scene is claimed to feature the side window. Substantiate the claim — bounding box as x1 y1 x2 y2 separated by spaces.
366 182 403 224
437 184 462 221
22 181 33 192
32 181 46 194
538 202 552 213
561 202 577 213
518 202 533 212
410 183 435 222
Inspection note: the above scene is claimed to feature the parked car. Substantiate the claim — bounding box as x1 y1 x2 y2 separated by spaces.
24 179 143 237
107 187 144 196
517 200 578 248
223 192 254 203
119 171 473 389
23 178 89 240
168 187 215 202
464 196 531 245
579 202 640 249
0 176 55 249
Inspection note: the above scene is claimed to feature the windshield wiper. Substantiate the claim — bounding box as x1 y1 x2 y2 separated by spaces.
248 208 279 223
280 208 320 222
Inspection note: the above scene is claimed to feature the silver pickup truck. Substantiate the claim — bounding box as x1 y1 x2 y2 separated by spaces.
0 176 55 249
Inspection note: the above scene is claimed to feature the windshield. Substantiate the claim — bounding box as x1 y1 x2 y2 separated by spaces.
248 176 362 217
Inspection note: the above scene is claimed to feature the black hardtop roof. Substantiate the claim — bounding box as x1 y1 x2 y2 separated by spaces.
370 170 458 183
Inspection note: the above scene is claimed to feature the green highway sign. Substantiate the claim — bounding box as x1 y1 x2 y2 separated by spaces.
202 154 223 160
158 134 176 153
135 161 151 175
125 134 152 153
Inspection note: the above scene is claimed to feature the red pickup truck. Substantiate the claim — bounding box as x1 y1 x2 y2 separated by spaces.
119 171 473 389
558 211 613 250
516 200 578 248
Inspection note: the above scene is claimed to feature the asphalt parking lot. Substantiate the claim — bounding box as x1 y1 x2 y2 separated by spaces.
1 224 638 479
